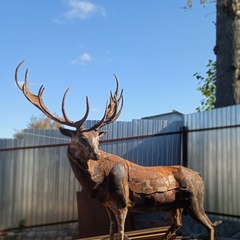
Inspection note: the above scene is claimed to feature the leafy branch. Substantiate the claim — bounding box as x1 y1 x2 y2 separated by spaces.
194 59 216 112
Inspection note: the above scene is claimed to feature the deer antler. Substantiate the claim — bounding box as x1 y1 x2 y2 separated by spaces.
92 74 123 130
15 61 89 130
15 61 124 131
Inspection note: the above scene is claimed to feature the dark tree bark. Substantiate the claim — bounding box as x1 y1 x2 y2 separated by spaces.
215 0 240 107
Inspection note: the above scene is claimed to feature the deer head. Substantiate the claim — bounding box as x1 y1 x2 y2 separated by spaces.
15 61 123 161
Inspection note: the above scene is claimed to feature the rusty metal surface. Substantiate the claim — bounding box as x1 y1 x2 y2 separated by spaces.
14 62 221 240
128 166 177 194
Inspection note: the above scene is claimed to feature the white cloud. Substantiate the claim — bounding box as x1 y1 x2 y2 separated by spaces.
80 52 91 62
64 0 106 20
71 52 92 65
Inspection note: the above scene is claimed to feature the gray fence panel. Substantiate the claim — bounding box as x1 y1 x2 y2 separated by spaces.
184 105 240 219
3 103 240 230
0 119 182 230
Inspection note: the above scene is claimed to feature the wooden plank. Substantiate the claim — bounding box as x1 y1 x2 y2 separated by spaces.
77 226 183 240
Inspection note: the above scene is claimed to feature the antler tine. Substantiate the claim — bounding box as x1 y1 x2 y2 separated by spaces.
38 86 70 124
73 96 90 129
93 74 124 130
113 73 119 96
108 93 123 123
38 80 90 129
15 61 90 129
105 75 123 122
61 89 90 129
15 61 49 112
15 60 25 90
61 88 71 124
91 101 109 130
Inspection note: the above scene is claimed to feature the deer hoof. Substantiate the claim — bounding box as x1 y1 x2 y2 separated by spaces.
110 234 129 240
213 220 222 227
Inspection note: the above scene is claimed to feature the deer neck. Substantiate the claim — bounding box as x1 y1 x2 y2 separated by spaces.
67 142 91 162
67 147 106 194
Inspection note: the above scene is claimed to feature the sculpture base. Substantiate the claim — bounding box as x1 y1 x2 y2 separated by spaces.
76 191 134 238
78 226 179 239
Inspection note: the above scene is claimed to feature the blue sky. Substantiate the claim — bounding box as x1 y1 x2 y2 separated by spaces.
1 0 216 138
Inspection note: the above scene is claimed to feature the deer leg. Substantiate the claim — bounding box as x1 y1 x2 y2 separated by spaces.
106 164 129 240
187 197 215 240
108 206 129 240
162 208 183 240
115 207 129 240
188 210 215 240
106 207 117 240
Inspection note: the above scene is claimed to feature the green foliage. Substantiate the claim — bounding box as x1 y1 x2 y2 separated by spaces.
194 59 216 112
187 0 211 8
1 219 25 240
16 219 25 233
13 131 24 140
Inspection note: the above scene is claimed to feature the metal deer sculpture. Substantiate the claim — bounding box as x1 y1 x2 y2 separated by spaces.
15 61 220 240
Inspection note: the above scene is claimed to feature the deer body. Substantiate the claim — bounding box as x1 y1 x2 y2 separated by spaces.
66 144 215 240
15 61 221 240
68 149 195 213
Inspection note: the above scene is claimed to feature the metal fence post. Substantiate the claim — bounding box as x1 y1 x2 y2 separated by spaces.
180 126 188 167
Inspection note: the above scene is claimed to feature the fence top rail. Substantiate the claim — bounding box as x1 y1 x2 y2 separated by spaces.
186 123 240 133
0 130 183 152
1 123 240 152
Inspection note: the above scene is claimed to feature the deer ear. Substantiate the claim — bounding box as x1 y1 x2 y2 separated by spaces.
59 127 75 138
99 130 108 138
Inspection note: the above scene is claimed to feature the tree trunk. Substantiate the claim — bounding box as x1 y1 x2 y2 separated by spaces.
215 0 240 107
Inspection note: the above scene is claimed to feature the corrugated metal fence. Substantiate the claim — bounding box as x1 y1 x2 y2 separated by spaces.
185 105 240 220
0 119 182 230
1 105 240 231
